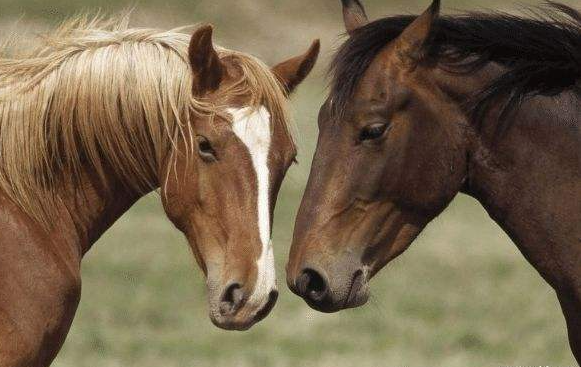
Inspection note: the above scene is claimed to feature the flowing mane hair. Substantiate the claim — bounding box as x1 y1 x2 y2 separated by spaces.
0 14 290 228
329 2 581 127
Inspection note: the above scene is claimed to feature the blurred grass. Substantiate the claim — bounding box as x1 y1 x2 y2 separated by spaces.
0 0 577 366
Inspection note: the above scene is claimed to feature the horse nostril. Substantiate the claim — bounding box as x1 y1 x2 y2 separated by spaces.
298 269 328 302
219 283 245 316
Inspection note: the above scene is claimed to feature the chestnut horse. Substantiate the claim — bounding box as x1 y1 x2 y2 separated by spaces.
287 0 580 361
0 15 319 367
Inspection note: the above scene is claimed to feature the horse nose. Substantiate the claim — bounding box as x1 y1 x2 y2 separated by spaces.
219 282 245 316
296 268 329 303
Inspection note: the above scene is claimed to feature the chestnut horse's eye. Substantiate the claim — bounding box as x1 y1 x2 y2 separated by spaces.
359 123 388 141
197 135 217 162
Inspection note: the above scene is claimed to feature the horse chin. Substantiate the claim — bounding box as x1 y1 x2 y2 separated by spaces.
208 297 277 331
343 276 370 310
209 313 256 331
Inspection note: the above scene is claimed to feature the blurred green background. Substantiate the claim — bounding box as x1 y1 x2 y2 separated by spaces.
1 0 578 366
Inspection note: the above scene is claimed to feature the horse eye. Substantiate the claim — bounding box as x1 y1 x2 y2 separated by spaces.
359 123 388 141
197 135 217 162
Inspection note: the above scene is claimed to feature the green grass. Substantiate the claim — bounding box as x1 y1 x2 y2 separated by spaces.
0 0 577 365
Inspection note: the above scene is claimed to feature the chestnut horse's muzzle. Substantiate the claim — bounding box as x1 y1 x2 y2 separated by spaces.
207 279 278 331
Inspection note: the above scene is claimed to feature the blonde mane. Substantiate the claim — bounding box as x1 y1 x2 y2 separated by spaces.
0 14 290 228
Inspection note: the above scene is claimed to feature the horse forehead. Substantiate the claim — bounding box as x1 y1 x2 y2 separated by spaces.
227 106 272 152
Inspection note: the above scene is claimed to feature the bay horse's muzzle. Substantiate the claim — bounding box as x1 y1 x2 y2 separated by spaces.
288 265 370 313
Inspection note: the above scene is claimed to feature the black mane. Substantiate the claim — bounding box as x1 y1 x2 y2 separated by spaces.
329 2 581 126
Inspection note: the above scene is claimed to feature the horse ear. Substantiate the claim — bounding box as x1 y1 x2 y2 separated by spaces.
394 0 440 68
342 0 369 34
272 39 320 95
188 25 225 95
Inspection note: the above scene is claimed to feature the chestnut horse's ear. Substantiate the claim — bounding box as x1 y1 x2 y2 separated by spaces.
272 39 320 95
394 0 440 68
188 25 225 95
342 0 369 35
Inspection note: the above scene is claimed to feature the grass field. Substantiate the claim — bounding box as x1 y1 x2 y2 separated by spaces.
0 0 578 366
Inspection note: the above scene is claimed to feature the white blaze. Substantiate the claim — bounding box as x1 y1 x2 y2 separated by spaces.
228 106 276 305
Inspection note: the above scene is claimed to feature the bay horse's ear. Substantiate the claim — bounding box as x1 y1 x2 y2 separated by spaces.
188 24 225 95
394 0 440 69
342 0 369 35
272 39 320 95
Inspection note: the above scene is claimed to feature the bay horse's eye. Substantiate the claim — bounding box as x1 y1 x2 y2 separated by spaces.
359 123 388 141
196 135 217 162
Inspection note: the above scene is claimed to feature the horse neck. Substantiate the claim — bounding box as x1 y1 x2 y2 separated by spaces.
442 63 581 284
50 165 148 256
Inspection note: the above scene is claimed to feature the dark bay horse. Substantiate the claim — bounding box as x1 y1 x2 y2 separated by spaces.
0 15 319 367
287 0 580 361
